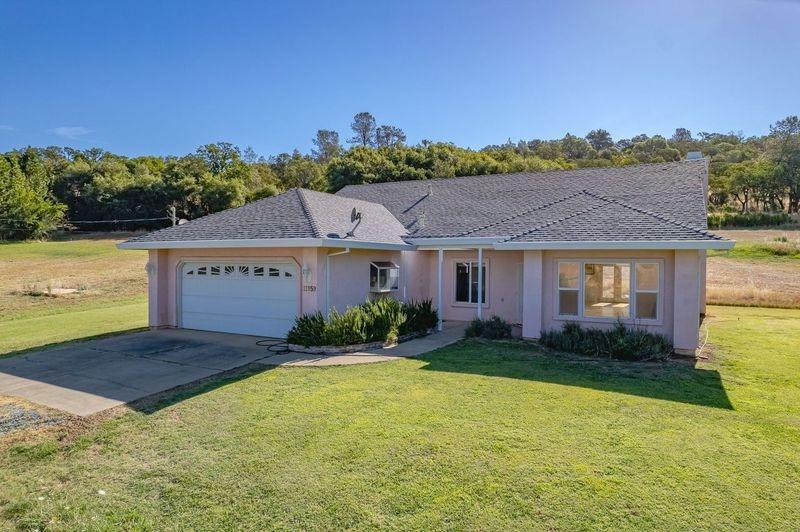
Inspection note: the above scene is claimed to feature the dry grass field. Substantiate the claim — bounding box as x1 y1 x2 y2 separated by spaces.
708 228 800 308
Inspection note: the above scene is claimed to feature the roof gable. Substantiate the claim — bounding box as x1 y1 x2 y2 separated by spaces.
123 188 407 246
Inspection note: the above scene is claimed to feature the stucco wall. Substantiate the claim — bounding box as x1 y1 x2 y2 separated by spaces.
146 246 702 352
409 250 522 323
148 247 318 328
326 248 403 312
148 246 417 327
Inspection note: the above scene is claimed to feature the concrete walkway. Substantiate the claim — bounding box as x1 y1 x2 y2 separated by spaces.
260 322 466 367
0 324 466 416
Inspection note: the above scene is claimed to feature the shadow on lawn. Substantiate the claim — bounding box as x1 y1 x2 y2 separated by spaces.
416 340 734 410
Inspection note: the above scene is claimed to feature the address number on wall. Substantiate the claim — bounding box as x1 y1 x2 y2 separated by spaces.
303 285 317 292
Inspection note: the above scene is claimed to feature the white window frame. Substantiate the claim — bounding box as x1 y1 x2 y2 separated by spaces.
557 262 580 317
453 260 488 306
554 259 663 324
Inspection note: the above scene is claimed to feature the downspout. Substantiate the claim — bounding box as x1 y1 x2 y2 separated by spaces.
326 248 350 315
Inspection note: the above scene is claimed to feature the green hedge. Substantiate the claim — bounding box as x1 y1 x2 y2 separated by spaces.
539 322 672 361
707 211 792 229
286 299 438 347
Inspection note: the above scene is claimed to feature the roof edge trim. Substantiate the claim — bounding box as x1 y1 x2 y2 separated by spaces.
117 238 415 251
493 240 735 250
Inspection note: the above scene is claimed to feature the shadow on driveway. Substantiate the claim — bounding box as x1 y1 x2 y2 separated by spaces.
0 329 276 416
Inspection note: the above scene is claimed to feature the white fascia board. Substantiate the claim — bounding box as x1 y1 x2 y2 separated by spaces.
116 238 324 250
493 240 735 250
116 237 415 251
320 239 415 251
405 237 500 248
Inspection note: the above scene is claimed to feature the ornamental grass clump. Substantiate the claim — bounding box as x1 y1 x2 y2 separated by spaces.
401 299 439 335
464 315 513 340
539 321 672 361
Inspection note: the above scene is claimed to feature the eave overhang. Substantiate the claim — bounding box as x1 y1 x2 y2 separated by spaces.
117 238 415 251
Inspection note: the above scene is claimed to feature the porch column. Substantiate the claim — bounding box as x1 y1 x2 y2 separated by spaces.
477 247 483 319
437 248 444 331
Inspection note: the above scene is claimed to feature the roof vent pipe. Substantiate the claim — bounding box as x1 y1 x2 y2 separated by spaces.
427 183 433 196
418 211 426 229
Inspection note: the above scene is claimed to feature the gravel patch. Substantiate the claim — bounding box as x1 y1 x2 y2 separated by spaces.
0 403 64 436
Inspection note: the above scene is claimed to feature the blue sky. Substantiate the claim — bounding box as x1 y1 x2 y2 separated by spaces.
1 0 798 157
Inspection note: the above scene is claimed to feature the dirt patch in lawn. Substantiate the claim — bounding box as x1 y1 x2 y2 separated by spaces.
0 234 148 320
0 397 66 440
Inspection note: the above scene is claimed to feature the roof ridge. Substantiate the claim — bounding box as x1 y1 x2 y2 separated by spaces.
295 188 322 238
502 195 609 242
582 191 722 240
460 190 587 237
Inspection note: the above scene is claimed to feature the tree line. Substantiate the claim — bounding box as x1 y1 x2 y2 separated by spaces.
1 112 798 240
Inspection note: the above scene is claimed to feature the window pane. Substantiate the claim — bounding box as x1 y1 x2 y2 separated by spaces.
584 263 630 318
469 263 486 304
370 264 378 289
636 292 658 320
559 290 579 316
387 267 399 290
636 263 659 291
455 263 469 302
558 263 579 289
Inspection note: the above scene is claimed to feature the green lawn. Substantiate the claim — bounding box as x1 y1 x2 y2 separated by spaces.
1 305 798 530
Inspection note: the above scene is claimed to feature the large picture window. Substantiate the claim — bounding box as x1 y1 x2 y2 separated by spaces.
455 261 486 304
556 260 660 321
584 263 630 319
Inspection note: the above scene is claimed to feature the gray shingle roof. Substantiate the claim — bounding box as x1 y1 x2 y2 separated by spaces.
125 160 727 247
336 159 717 241
124 188 407 245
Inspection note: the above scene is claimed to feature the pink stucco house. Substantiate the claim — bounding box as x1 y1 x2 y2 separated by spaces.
119 159 733 355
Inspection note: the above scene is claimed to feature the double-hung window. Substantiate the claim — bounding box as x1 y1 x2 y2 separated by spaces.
557 260 661 321
455 261 486 304
634 263 659 320
557 262 580 316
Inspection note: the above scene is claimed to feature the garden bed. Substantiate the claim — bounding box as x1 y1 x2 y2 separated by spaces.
286 329 434 355
286 299 439 352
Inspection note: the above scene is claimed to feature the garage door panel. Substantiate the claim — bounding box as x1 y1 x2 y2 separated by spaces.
179 261 299 338
181 295 297 319
181 280 296 300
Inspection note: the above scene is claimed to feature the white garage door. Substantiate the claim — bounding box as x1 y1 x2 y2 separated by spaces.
180 261 299 338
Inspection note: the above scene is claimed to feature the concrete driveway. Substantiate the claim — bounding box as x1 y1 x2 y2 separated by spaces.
0 329 275 416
